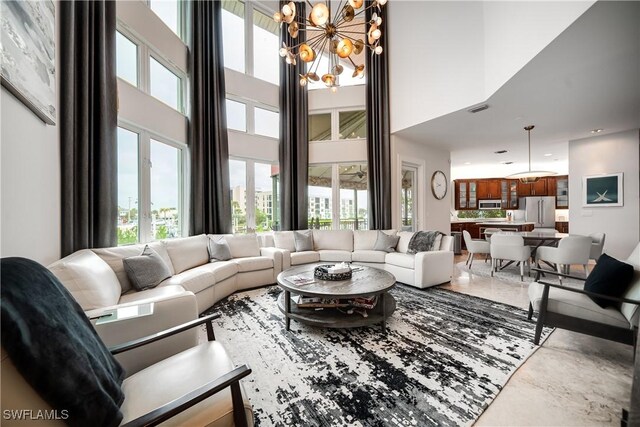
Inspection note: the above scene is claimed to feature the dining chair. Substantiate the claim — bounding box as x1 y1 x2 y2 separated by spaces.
483 228 502 242
490 234 531 281
462 230 490 269
536 235 592 284
589 232 606 263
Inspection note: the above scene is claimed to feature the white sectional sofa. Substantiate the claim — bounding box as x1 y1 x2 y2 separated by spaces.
48 229 453 374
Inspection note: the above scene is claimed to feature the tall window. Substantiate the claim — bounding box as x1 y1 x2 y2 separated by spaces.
150 57 183 112
116 31 138 87
255 163 278 231
222 0 245 73
339 164 368 230
117 128 140 245
229 160 279 233
308 165 333 229
226 99 247 132
252 9 279 84
230 159 247 233
149 0 181 37
117 126 185 244
254 107 279 138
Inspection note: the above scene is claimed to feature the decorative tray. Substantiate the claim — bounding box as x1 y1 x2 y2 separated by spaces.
313 264 353 281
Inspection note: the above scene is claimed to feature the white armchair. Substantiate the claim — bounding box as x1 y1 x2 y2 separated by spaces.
490 234 531 281
536 235 592 283
462 230 490 269
589 232 606 263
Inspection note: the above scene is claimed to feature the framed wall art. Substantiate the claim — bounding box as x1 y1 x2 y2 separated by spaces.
0 0 56 124
582 173 623 207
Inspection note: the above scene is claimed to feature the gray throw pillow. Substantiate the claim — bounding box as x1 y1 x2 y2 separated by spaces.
373 231 400 253
294 230 313 252
208 237 232 261
123 245 172 291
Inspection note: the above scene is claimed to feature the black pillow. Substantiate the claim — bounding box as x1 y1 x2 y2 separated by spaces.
584 253 635 308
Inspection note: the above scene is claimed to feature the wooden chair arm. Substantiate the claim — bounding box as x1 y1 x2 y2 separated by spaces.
537 280 640 305
109 313 221 355
120 364 252 427
531 267 587 282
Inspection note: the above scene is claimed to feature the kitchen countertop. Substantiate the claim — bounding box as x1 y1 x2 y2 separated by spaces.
450 219 535 225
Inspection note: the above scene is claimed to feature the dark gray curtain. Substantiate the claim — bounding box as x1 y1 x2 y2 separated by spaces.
60 0 117 256
366 0 392 230
190 0 232 235
279 1 309 231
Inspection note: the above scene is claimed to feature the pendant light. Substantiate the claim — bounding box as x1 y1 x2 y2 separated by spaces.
507 125 556 183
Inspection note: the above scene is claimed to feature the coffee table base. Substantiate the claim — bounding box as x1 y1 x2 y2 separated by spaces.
277 291 396 331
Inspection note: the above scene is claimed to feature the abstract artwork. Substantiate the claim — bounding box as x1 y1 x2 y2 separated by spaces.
1 0 56 124
583 173 623 207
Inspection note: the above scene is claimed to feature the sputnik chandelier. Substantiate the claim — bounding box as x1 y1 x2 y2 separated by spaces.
273 0 387 89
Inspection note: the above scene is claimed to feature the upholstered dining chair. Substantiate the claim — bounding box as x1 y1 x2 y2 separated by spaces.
536 235 592 284
463 230 490 269
483 228 502 242
490 234 531 281
589 232 606 264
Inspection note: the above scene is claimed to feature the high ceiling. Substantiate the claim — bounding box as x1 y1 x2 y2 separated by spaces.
393 1 640 172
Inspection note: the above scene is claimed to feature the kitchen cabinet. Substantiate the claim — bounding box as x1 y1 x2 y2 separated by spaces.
555 175 569 208
555 221 569 233
517 178 548 196
477 179 501 200
500 179 519 209
454 180 478 210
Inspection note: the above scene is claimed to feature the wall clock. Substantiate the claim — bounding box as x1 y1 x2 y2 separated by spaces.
431 170 448 200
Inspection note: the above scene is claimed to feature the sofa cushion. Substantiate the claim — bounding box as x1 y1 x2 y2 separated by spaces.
352 250 386 263
373 231 401 253
621 243 640 325
312 230 353 251
385 252 415 269
529 281 630 328
119 285 188 305
225 234 261 258
396 231 415 254
318 250 352 262
584 253 635 308
259 234 275 248
123 245 172 291
199 261 239 282
164 235 210 274
207 237 232 261
273 231 296 252
294 230 313 252
93 242 175 294
158 265 216 295
353 230 396 251
48 249 121 311
291 251 320 266
234 256 273 273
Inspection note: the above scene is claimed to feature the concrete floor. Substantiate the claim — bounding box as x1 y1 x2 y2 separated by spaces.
444 253 634 426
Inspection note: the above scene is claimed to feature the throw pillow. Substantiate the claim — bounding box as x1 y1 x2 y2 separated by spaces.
123 245 172 291
294 230 313 252
373 231 400 253
208 237 232 262
584 253 635 308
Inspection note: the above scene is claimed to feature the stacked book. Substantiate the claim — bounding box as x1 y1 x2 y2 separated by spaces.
290 295 379 310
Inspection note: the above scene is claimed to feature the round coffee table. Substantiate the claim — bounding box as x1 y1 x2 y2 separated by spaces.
276 263 396 332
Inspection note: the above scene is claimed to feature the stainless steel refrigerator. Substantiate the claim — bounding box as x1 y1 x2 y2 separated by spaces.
519 196 556 228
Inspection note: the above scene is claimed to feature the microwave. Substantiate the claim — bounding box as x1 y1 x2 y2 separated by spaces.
479 200 502 210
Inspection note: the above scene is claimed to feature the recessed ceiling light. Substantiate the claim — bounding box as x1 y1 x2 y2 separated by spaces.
464 162 471 165
544 153 553 157
500 161 514 165
591 129 604 134
494 150 508 154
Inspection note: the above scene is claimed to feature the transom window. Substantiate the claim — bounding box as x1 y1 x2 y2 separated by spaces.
309 110 366 142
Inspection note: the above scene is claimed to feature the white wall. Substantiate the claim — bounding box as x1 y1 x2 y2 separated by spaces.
388 0 594 134
568 129 640 259
0 3 61 265
391 135 451 234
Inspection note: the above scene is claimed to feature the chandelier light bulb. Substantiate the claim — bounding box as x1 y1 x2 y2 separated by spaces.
372 29 382 40
377 0 388 6
311 3 329 26
337 38 353 58
331 86 338 93
282 4 292 16
298 44 315 62
299 75 308 86
279 47 288 57
376 16 383 25
349 0 364 9
374 45 383 55
273 12 283 23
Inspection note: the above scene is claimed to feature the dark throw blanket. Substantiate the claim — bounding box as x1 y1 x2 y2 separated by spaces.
1 258 125 427
407 230 445 254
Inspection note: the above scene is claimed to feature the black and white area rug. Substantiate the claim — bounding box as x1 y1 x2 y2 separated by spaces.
205 285 551 426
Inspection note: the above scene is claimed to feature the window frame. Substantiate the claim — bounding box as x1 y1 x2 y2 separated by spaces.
118 119 189 244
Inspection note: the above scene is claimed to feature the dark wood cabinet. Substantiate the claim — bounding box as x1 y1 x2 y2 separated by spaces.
454 180 478 210
555 221 569 233
477 179 501 200
500 179 519 209
555 175 569 208
518 178 548 196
